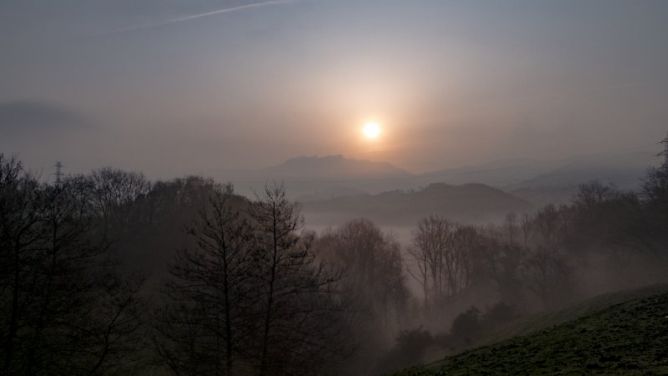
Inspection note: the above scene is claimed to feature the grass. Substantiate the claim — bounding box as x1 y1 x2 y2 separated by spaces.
392 287 668 375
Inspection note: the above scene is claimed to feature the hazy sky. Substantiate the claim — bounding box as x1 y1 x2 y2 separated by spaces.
2 0 668 178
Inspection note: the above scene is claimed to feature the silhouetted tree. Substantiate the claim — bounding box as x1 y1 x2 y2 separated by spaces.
312 218 409 375
449 306 481 347
316 219 408 329
154 185 256 375
519 205 572 308
409 216 453 309
251 185 347 376
642 134 668 256
0 155 42 374
410 216 484 309
0 155 144 376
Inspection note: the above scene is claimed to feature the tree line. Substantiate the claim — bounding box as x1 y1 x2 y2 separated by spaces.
1 136 667 375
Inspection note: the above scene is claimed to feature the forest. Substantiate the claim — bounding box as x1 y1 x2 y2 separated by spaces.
1 138 667 376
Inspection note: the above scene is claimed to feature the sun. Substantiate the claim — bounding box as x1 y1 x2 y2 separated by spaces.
362 122 382 140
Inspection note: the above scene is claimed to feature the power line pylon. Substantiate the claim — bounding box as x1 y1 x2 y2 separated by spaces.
54 161 64 186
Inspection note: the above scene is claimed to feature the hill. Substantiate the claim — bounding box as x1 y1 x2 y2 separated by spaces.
509 151 659 205
302 182 531 226
261 154 412 180
417 158 557 188
219 155 414 201
392 286 668 375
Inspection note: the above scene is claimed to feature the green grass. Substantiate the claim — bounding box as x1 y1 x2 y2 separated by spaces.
393 287 668 375
478 284 668 346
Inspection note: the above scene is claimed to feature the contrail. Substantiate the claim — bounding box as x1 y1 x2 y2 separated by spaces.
107 0 298 34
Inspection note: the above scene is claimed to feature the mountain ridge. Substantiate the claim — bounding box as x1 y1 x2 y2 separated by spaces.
218 151 657 205
260 154 413 180
302 182 531 226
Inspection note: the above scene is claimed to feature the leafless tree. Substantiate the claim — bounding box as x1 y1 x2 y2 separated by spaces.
0 155 144 376
519 205 572 308
409 216 481 308
250 184 347 376
86 167 151 240
154 185 256 376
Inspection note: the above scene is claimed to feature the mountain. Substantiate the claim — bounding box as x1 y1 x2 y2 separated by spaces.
510 151 660 205
221 151 659 206
220 155 414 201
417 158 562 188
415 152 658 206
260 154 413 180
301 182 531 226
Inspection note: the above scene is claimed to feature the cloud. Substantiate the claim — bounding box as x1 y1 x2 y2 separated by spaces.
108 0 299 34
0 101 89 135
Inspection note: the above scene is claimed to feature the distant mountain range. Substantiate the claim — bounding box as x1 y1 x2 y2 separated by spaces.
301 182 531 226
221 155 416 201
221 151 660 207
260 154 412 180
507 151 658 205
210 151 662 229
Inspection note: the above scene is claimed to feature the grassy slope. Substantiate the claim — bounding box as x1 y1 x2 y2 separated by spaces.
479 284 668 346
394 287 668 375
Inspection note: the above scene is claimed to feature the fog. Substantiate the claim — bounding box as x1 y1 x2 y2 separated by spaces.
2 0 668 177
2 1 668 375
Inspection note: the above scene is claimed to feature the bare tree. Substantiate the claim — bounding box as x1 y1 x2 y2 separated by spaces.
154 185 256 376
0 155 42 374
251 185 346 376
519 205 572 308
312 219 408 375
410 216 452 308
87 167 151 240
409 216 480 308
0 155 144 376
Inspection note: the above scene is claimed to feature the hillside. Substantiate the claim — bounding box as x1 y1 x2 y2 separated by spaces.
302 182 531 226
392 287 668 375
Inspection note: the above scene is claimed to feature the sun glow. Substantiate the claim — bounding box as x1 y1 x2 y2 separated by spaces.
362 122 382 140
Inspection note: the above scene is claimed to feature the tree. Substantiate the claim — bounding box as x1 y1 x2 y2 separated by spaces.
409 216 453 309
315 219 408 330
641 134 668 255
484 216 525 306
449 306 481 347
409 216 482 309
154 185 256 376
250 185 346 376
519 205 572 308
0 155 42 374
86 167 150 241
312 219 409 375
0 155 144 376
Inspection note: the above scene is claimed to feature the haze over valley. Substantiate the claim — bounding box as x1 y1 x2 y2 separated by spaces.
2 1 668 375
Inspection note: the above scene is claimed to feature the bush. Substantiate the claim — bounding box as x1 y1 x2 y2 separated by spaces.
450 307 481 346
376 327 434 374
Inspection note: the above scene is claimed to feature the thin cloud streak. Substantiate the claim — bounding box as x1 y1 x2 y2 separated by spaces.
107 0 299 34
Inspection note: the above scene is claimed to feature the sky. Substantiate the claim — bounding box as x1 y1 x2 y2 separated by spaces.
1 0 668 178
